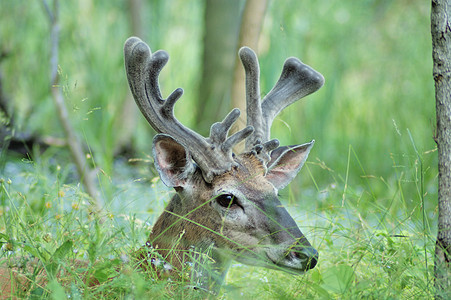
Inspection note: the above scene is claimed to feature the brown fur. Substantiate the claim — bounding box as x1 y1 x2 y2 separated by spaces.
137 154 272 271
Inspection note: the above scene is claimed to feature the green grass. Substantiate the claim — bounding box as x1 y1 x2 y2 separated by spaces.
0 143 436 298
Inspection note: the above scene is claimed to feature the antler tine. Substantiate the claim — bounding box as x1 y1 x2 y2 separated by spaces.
124 37 252 183
209 108 254 156
238 47 267 151
124 37 169 131
237 47 283 164
260 57 325 142
238 46 324 164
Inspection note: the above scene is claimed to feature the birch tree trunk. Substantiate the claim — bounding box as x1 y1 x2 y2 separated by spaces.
431 0 451 298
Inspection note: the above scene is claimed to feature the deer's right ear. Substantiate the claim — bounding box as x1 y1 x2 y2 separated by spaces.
265 141 314 190
153 134 196 188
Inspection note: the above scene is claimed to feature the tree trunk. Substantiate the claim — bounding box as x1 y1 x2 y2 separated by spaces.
431 0 451 298
196 0 242 135
115 0 144 154
230 0 268 133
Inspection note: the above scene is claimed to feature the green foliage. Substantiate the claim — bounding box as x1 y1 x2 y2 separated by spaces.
0 143 436 298
0 0 436 299
0 0 435 204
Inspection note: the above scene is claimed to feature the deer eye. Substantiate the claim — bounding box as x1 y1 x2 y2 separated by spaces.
216 194 238 208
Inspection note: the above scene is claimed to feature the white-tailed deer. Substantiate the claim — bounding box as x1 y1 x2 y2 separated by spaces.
0 38 324 298
124 37 324 292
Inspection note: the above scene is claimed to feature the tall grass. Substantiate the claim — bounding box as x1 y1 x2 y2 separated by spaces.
225 141 435 299
0 132 436 298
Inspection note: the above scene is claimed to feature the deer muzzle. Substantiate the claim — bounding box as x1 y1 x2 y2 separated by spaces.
285 243 318 270
265 240 318 273
265 200 318 273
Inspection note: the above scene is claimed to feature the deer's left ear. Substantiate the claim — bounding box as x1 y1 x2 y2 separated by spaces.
265 141 314 190
153 134 196 188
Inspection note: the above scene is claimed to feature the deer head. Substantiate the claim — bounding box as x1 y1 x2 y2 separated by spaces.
124 37 324 292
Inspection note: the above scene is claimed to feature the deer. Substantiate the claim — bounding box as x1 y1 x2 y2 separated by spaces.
124 36 324 293
0 38 324 298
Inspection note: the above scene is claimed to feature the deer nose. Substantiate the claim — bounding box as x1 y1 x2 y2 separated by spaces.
289 246 318 270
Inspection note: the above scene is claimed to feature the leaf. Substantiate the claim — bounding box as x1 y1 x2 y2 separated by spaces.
321 264 355 294
309 268 331 298
0 233 8 241
47 240 73 278
23 244 40 258
88 241 97 263
94 268 109 283
29 287 45 298
53 240 73 261
310 268 322 283
48 279 66 300
92 259 122 283
310 282 331 298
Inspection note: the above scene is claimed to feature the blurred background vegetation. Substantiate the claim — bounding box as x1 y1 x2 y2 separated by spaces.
0 0 437 297
0 0 435 217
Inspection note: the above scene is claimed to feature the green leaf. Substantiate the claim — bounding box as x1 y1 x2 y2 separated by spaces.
48 279 66 300
310 282 331 298
321 264 355 294
53 240 73 261
92 259 122 283
0 233 8 241
23 244 40 258
310 268 322 283
47 240 73 278
88 241 97 263
94 268 109 283
29 287 45 298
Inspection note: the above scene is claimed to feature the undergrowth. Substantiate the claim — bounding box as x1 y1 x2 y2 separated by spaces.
0 139 436 299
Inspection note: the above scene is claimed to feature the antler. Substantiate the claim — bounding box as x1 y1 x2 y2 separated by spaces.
239 47 324 163
124 37 324 182
124 37 253 183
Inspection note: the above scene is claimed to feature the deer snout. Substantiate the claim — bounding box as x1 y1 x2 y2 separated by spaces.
266 242 318 273
287 246 318 270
